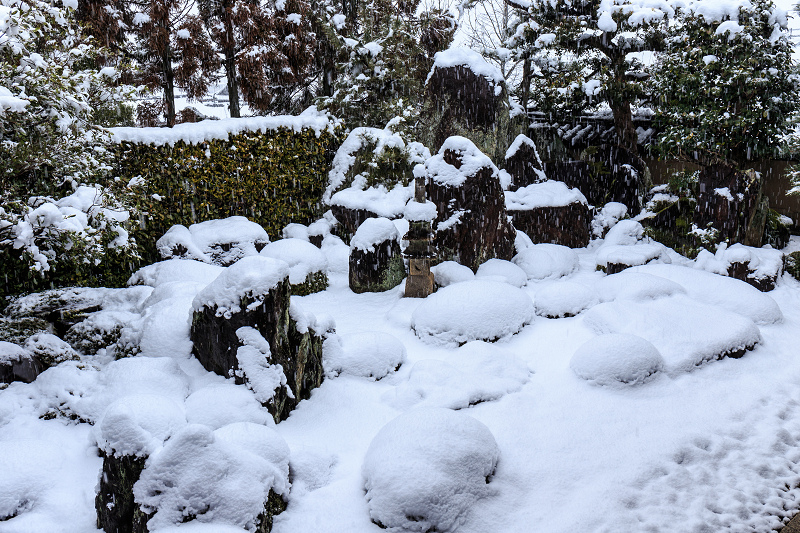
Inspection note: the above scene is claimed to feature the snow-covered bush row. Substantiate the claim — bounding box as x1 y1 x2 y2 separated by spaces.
513 243 580 280
157 217 269 266
571 334 665 386
363 408 499 532
411 280 534 345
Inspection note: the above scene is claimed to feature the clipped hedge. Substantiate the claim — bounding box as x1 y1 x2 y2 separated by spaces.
115 124 342 264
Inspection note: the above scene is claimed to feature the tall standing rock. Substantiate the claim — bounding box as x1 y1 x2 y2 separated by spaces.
504 134 547 189
506 181 592 248
421 47 510 163
349 218 406 294
420 136 516 272
694 164 765 247
190 256 328 423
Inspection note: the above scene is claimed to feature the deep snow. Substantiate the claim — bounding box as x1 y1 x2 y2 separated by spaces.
2 235 800 533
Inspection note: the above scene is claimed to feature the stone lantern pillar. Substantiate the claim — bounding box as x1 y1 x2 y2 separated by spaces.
403 176 436 298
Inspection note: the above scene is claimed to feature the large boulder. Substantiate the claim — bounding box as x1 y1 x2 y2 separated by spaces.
503 134 546 189
506 180 591 248
259 238 329 295
190 256 329 423
0 341 40 384
421 47 510 163
348 218 406 294
421 136 516 271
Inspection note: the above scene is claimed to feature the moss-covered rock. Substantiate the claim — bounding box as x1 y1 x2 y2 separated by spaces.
95 453 148 533
785 251 800 282
291 271 329 296
0 316 50 345
349 235 406 294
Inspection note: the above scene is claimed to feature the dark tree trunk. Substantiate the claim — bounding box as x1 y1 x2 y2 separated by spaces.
520 56 531 130
611 100 637 156
163 46 176 127
222 2 240 118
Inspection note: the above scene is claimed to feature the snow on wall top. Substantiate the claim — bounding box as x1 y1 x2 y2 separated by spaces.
426 47 505 87
109 106 338 146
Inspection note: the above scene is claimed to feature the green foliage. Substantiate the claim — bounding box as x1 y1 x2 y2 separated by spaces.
786 251 800 282
115 126 342 264
651 0 800 167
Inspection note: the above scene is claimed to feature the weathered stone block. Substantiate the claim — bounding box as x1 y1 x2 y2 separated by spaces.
349 218 406 294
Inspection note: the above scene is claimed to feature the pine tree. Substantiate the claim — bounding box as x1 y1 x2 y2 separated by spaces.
651 0 800 168
505 0 672 156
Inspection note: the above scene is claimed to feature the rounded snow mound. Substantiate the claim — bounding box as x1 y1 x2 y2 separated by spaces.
323 331 407 380
259 238 328 284
475 258 528 287
534 281 599 318
431 261 474 287
594 271 686 302
363 408 499 532
351 217 399 252
411 280 534 345
134 423 289 532
570 334 665 386
129 259 224 288
513 243 579 280
184 384 273 430
95 394 186 457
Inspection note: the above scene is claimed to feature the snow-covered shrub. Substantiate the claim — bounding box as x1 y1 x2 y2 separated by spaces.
363 408 499 532
95 394 186 458
592 202 628 238
593 271 686 302
323 332 406 380
475 259 528 288
23 333 79 369
156 217 270 267
411 280 533 345
259 238 328 295
570 334 665 386
534 281 599 318
385 341 531 410
431 261 474 287
133 423 290 532
512 243 579 281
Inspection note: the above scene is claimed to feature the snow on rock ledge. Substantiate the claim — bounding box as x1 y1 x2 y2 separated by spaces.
363 408 499 532
95 394 186 458
426 47 504 89
411 280 533 345
570 334 665 386
157 216 269 267
191 256 290 319
110 106 337 146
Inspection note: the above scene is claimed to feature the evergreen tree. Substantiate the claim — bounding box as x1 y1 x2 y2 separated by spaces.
651 0 800 168
505 0 673 155
130 0 220 126
319 0 455 131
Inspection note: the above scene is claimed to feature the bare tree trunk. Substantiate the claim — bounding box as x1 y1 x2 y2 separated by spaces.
520 56 531 133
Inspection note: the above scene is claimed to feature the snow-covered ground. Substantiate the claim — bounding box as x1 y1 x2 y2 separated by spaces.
2 234 800 533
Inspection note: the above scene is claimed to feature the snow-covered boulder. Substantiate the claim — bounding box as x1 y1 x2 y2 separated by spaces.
184 384 273 430
156 216 270 266
513 243 579 281
628 264 783 325
534 281 600 318
422 136 517 271
323 332 406 380
506 180 592 248
503 133 546 188
422 47 509 162
133 423 289 532
0 341 39 384
128 259 224 288
94 395 187 533
715 243 784 292
595 220 670 274
592 202 628 238
411 280 533 345
23 333 79 370
583 295 761 373
431 261 474 287
570 334 665 386
475 258 528 287
190 256 327 422
349 217 405 294
363 408 499 532
593 271 686 302
260 238 328 295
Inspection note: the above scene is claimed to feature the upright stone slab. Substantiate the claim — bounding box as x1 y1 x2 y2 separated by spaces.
504 134 546 189
190 256 326 422
694 164 764 246
420 136 516 272
506 181 591 248
422 47 510 163
349 218 406 294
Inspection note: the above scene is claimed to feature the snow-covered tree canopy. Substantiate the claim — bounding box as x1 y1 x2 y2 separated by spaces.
651 0 800 166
